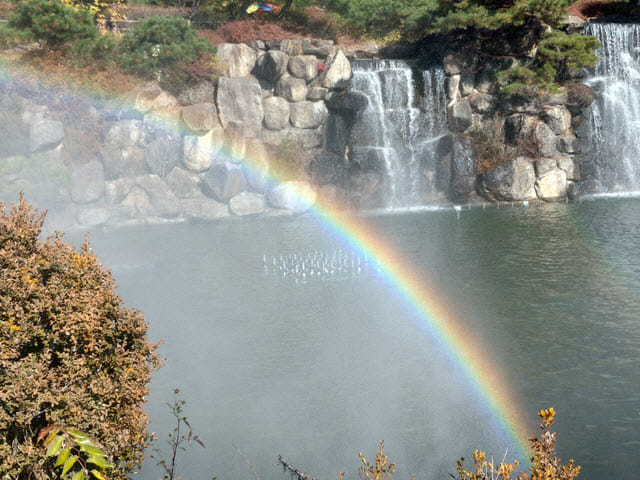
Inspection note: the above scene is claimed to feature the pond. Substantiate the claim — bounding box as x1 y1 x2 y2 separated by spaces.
77 197 640 480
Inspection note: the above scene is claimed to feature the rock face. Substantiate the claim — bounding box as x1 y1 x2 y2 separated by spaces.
217 77 264 137
203 162 247 201
320 50 352 89
290 101 328 129
476 157 537 201
216 43 257 77
267 181 317 213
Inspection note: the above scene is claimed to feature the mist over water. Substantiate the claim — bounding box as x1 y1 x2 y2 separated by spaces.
75 199 640 480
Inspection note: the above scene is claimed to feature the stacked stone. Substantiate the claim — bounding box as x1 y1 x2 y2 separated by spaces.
0 40 353 230
442 52 592 203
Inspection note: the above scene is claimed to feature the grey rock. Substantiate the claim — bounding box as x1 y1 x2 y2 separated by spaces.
476 156 536 201
165 167 202 198
469 92 494 113
307 87 329 101
263 96 290 130
460 73 475 96
534 121 557 157
324 114 348 156
182 131 220 173
556 155 580 181
178 196 230 220
243 138 271 192
203 161 247 201
248 39 266 51
449 137 477 203
178 81 215 105
254 50 290 83
320 50 351 89
217 43 257 77
266 180 316 213
100 145 146 180
443 53 464 75
446 75 461 101
535 158 557 177
535 168 567 201
539 89 569 105
135 174 180 217
182 102 220 132
126 82 178 112
71 160 105 204
104 177 135 205
216 76 264 137
279 39 309 56
145 136 180 178
229 191 265 216
275 73 308 102
0 110 29 156
290 101 328 129
104 119 145 148
542 105 571 135
29 116 65 153
558 134 579 154
447 99 472 133
288 55 319 82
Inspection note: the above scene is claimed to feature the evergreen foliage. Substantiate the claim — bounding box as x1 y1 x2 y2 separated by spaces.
496 31 600 96
118 16 216 82
7 0 97 46
0 196 161 479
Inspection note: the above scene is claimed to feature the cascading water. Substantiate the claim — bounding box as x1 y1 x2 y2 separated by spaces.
584 23 640 192
348 59 447 208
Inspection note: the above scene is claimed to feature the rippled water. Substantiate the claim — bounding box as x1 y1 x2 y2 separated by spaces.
78 198 640 480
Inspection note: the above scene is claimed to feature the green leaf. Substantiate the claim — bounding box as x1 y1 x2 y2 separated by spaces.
87 455 112 469
90 469 107 480
72 470 85 480
61 455 78 477
79 444 107 457
67 428 91 443
54 447 71 468
45 435 65 457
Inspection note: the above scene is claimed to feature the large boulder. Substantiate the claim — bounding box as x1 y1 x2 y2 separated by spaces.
288 55 319 82
216 76 264 137
449 137 477 203
104 119 145 148
309 153 344 185
135 174 180 217
203 161 247 201
542 106 571 135
144 136 181 178
126 82 178 112
216 43 257 77
263 96 290 130
320 49 351 89
275 73 308 102
165 167 202 198
534 121 557 157
535 167 568 201
229 192 265 216
178 81 215 105
178 196 230 220
290 101 328 129
476 156 536 201
266 180 316 213
182 131 221 173
243 138 271 192
100 145 146 180
447 99 472 133
254 50 289 83
182 102 220 132
70 160 105 204
29 115 65 153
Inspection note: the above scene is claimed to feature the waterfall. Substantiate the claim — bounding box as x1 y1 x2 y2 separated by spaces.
584 23 640 192
348 59 447 208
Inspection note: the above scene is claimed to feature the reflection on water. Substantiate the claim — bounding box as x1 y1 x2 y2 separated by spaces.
77 199 640 480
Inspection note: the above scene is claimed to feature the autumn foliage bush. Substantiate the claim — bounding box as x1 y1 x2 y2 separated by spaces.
0 196 161 479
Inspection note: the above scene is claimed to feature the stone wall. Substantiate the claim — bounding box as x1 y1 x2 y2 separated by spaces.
0 38 354 230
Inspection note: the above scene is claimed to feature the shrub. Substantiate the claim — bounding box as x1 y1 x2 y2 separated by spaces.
118 15 216 82
456 408 580 480
0 196 161 479
7 0 98 47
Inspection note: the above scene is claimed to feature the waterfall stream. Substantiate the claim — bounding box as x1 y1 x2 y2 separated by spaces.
349 60 447 208
584 23 640 192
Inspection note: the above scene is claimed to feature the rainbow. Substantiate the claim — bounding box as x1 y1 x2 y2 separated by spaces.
2 65 531 464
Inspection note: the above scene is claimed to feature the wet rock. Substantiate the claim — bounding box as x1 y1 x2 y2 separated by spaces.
267 180 316 213
309 153 344 185
476 156 536 201
447 99 472 133
229 192 265 216
203 161 247 201
178 196 229 220
449 137 477 203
